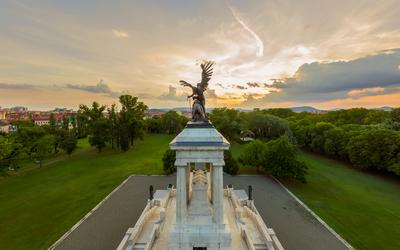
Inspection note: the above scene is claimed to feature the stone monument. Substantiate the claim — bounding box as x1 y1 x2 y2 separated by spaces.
168 121 231 249
117 62 284 250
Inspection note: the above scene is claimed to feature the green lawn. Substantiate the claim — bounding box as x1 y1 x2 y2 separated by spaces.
1 136 399 250
283 152 400 250
232 142 400 250
0 134 174 250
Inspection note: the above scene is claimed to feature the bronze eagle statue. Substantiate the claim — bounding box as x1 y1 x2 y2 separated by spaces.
180 61 214 122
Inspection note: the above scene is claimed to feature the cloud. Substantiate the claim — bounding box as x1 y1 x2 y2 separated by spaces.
206 89 219 98
347 87 385 97
66 80 122 98
112 29 129 38
158 85 186 101
246 82 260 88
228 5 263 57
249 49 400 104
0 83 35 89
235 85 247 90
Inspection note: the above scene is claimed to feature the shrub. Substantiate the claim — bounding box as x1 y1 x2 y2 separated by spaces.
223 150 239 175
162 149 176 175
264 136 308 183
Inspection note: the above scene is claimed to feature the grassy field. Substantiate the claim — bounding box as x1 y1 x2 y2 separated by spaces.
232 142 400 250
1 135 399 249
283 152 400 250
0 134 173 250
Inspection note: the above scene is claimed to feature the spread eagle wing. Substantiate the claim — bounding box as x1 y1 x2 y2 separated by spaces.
200 61 214 90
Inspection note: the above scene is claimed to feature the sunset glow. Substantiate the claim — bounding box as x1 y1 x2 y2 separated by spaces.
1 0 400 109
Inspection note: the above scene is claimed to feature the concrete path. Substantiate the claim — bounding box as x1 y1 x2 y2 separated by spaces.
53 175 349 250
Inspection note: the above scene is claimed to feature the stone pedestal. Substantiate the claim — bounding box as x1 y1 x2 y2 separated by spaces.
169 121 231 250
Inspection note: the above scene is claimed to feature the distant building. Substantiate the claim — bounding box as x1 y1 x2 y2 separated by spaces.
33 116 50 126
0 120 10 133
0 110 6 120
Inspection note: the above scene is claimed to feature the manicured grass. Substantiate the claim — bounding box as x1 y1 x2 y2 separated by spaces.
232 142 400 250
1 136 399 250
283 152 400 250
0 134 174 250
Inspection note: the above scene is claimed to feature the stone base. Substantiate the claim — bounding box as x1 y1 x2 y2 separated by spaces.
169 223 231 250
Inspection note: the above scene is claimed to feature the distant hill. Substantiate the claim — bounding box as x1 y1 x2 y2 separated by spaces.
149 106 396 114
290 106 323 113
370 106 393 111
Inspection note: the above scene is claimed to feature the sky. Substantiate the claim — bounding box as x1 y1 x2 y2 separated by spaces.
0 0 400 110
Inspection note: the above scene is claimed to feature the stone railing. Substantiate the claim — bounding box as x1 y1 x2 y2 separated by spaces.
117 187 173 250
116 203 155 250
226 186 284 250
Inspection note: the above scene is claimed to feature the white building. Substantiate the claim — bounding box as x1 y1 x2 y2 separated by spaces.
117 122 283 250
0 123 9 133
34 118 50 126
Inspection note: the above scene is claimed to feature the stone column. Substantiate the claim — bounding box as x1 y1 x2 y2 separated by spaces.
176 165 187 224
186 165 190 204
209 165 213 203
212 164 224 224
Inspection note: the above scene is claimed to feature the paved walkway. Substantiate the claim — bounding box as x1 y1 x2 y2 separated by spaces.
53 175 349 250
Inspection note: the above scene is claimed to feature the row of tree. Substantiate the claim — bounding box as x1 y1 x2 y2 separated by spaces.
290 117 400 176
0 95 147 174
77 95 147 152
0 116 78 172
145 111 189 134
208 107 400 177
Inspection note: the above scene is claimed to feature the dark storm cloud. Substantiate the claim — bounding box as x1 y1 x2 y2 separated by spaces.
256 49 400 103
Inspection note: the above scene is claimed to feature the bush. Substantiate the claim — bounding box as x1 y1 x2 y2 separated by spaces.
264 136 308 183
162 149 176 175
239 136 308 182
347 129 400 172
223 150 239 175
238 140 266 173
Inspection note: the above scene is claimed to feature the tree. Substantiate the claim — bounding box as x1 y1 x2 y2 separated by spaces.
265 108 296 118
323 108 370 125
209 108 242 140
346 129 400 172
33 135 55 167
89 119 110 152
107 104 119 149
239 140 266 173
162 149 176 174
390 108 400 122
0 136 21 174
119 95 148 150
60 133 78 156
76 113 88 138
389 108 400 131
223 150 239 175
363 110 389 124
309 122 335 152
161 111 188 134
49 113 56 131
289 118 314 147
242 111 292 141
323 127 347 158
145 116 162 133
15 126 46 157
79 102 110 152
62 116 69 131
263 136 308 182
